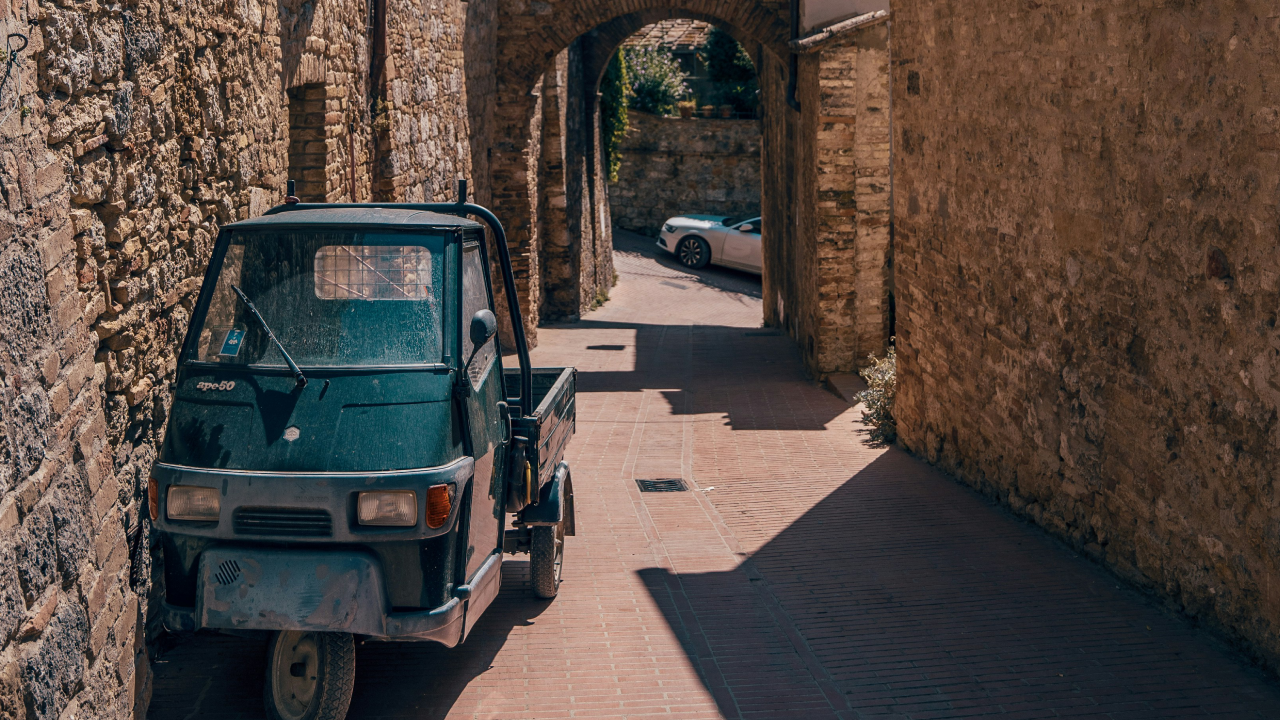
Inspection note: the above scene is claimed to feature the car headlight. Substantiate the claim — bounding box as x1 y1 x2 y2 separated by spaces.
358 491 418 527
167 486 222 522
663 223 675 234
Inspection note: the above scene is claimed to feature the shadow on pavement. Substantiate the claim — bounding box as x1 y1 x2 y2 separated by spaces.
637 450 1280 719
552 319 848 431
147 568 550 720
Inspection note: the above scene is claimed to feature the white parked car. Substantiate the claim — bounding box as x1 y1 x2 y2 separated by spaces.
657 214 762 274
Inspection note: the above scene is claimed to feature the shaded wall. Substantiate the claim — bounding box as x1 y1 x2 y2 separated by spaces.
609 112 761 237
539 42 615 323
893 0 1280 671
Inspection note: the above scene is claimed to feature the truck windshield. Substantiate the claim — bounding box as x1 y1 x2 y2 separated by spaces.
188 229 446 367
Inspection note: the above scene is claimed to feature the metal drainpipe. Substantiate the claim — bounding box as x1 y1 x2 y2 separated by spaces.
787 0 801 112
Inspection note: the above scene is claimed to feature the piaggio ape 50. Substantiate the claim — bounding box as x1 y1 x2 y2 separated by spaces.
151 181 576 720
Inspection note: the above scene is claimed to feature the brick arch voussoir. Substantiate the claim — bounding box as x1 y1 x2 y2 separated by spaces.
498 0 790 98
583 9 765 88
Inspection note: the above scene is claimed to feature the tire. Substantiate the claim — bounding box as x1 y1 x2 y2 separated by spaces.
264 631 356 720
676 236 711 269
529 523 565 599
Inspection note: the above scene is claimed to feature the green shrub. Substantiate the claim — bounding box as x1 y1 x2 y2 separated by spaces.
701 27 758 113
856 345 896 444
622 45 688 116
600 50 630 183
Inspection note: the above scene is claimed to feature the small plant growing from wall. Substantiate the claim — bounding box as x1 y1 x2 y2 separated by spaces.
623 45 689 116
600 50 630 183
856 343 897 444
701 27 757 115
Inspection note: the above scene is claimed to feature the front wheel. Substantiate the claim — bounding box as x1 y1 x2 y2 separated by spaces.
529 523 565 599
264 631 356 720
676 236 711 269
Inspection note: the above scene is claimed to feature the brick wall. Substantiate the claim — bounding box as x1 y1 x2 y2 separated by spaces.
761 21 891 376
893 0 1280 671
609 112 761 237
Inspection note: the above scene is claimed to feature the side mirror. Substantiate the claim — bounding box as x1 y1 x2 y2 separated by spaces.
459 310 498 390
469 309 497 352
739 224 754 233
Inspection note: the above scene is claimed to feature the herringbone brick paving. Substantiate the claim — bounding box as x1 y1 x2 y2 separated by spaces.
148 231 1280 718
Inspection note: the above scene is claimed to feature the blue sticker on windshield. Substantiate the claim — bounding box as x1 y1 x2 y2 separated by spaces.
220 328 246 357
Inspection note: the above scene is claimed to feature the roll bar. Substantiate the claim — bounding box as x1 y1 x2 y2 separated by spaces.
262 179 533 412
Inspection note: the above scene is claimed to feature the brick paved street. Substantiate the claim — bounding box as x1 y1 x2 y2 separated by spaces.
149 231 1280 719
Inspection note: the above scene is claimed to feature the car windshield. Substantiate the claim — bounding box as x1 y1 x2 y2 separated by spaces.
187 229 446 368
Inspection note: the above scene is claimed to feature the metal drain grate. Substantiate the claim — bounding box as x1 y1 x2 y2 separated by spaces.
659 281 689 290
636 478 687 493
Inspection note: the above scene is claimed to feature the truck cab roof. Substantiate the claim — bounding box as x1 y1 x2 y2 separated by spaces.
228 205 486 231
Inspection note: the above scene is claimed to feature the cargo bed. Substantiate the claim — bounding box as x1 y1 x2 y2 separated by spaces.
505 367 576 492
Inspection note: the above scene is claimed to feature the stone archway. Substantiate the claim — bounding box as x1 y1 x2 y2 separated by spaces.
480 0 891 379
478 0 789 346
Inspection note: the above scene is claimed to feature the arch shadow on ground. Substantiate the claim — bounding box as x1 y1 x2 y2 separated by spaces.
551 318 848 431
634 449 1280 719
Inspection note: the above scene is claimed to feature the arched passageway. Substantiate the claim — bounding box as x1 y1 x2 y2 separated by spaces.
471 0 893 377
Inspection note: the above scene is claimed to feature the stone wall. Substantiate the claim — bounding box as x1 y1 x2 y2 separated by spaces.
0 0 482 715
761 20 891 375
609 112 760 237
893 0 1280 672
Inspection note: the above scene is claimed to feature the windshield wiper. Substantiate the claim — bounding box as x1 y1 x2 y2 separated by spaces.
231 285 308 389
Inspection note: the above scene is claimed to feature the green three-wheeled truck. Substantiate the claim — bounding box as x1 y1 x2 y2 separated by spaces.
151 181 576 719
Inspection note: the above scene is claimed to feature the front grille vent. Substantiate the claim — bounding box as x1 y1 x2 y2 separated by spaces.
214 560 242 585
233 507 333 537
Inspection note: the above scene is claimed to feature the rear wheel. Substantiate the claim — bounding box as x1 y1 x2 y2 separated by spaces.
264 631 355 720
676 236 711 269
530 522 565 599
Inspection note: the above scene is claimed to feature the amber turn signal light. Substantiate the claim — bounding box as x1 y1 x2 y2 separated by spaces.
426 484 454 529
148 479 159 521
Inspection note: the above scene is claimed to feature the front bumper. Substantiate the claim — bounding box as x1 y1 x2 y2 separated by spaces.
656 233 675 253
161 545 482 646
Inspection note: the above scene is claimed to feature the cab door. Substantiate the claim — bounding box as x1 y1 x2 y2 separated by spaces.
460 240 506 584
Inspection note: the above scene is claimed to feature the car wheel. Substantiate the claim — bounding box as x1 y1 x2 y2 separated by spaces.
264 631 355 720
676 236 711 269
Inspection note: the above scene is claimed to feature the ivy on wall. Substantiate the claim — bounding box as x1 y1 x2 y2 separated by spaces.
600 50 629 183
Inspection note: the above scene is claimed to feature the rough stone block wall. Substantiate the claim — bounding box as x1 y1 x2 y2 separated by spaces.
375 0 472 203
893 0 1280 671
608 112 761 237
0 0 483 715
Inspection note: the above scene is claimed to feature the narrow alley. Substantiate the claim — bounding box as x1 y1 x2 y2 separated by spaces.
147 232 1280 719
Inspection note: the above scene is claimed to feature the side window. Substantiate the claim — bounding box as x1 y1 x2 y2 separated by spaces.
461 243 496 387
